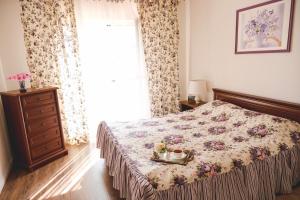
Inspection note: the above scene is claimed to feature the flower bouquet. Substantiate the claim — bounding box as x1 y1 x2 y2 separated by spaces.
154 141 167 154
8 72 31 92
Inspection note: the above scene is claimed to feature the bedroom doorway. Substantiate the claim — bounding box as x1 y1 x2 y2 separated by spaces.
75 1 151 140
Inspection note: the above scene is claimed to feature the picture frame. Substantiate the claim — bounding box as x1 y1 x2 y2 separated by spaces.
235 0 295 54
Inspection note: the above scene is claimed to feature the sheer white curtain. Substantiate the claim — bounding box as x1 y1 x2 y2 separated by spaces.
74 0 150 137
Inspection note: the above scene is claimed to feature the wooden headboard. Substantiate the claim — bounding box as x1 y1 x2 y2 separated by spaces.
213 88 300 123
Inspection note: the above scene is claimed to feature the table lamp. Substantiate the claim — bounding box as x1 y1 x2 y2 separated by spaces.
188 80 207 103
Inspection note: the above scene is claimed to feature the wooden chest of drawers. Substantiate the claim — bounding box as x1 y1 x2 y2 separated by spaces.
0 87 68 171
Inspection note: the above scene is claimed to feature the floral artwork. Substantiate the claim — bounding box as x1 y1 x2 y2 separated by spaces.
105 100 300 191
235 0 295 53
244 9 281 46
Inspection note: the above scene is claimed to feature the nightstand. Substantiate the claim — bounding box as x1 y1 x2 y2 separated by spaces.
179 100 207 112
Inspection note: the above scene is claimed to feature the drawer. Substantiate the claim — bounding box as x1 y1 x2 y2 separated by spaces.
31 138 62 160
22 91 55 107
29 127 61 147
23 103 57 121
27 115 59 135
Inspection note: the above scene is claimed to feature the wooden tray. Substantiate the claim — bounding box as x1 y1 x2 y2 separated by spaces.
150 150 194 166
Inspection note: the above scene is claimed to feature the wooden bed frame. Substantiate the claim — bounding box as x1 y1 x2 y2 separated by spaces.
213 88 300 123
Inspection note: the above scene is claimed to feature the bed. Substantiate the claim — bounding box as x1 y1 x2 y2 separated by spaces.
97 88 300 200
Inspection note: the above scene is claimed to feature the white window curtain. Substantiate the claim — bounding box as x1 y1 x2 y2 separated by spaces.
74 0 150 136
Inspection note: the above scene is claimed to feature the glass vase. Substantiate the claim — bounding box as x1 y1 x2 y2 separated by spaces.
19 80 27 93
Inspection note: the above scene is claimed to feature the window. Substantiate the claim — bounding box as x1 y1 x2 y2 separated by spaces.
75 1 150 137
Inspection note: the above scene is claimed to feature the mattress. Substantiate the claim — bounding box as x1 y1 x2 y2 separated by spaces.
97 100 300 200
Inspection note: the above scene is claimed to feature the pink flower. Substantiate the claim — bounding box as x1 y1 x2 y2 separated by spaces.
7 72 31 81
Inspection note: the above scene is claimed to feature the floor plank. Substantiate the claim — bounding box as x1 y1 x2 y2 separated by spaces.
0 143 299 200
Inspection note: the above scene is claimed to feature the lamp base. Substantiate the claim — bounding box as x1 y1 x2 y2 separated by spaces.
195 96 202 103
188 96 196 104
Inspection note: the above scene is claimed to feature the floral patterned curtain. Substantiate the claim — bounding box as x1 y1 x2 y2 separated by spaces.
137 0 181 117
19 0 88 144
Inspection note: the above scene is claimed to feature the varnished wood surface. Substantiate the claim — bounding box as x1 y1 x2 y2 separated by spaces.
1 87 67 171
0 143 299 200
0 87 58 97
179 100 207 112
179 100 206 109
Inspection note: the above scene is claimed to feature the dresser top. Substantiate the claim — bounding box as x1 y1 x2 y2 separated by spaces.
0 87 58 97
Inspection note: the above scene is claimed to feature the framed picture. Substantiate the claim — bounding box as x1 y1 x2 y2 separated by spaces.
235 0 295 54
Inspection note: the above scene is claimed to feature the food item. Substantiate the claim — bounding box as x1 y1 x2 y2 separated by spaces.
174 149 182 153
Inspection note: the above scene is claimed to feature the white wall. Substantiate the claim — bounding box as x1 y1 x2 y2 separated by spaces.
189 0 300 103
0 0 29 90
0 58 12 193
0 0 29 193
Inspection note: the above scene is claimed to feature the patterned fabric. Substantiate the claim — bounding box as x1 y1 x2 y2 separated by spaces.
106 100 300 191
19 0 88 144
137 0 180 117
94 0 183 4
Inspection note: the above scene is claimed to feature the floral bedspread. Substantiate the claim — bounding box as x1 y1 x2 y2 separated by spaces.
107 100 300 191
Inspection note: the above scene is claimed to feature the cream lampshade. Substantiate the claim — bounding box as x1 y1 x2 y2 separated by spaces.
188 80 207 102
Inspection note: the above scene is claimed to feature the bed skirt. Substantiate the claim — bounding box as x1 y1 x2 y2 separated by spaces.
97 122 300 200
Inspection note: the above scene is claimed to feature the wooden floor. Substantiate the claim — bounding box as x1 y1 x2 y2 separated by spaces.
0 143 299 200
